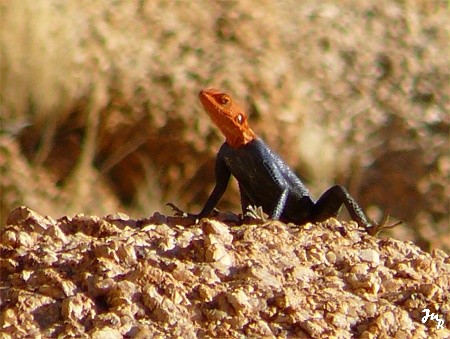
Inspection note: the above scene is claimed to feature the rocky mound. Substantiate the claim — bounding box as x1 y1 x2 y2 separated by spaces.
0 207 448 338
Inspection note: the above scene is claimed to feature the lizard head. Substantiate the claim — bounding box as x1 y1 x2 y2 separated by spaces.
199 89 256 148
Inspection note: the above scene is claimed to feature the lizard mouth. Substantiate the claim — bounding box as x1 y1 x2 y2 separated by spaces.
199 89 236 128
199 89 230 114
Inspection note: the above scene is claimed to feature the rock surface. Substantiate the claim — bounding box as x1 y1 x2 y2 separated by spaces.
1 207 448 338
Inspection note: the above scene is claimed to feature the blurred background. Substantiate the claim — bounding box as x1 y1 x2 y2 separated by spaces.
0 0 448 252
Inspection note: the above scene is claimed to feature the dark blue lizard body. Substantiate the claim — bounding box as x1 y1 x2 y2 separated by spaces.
197 138 372 227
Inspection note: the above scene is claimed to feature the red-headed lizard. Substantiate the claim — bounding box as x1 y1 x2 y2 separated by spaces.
171 89 399 234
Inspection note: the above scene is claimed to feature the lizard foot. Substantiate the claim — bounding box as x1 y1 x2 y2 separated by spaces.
166 203 219 222
166 203 190 218
245 205 268 222
367 215 403 236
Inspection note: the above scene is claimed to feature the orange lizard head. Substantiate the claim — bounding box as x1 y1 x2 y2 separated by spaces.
199 89 256 149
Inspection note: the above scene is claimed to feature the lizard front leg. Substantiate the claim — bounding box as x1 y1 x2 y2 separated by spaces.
262 160 290 220
309 185 372 229
169 151 231 220
196 152 231 218
238 183 252 215
270 188 289 220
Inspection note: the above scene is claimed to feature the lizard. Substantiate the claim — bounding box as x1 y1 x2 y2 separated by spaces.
170 88 399 235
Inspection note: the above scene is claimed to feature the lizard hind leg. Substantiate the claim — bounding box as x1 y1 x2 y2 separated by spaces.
309 185 371 228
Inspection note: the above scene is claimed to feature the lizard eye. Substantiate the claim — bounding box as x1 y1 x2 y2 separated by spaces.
220 95 231 106
236 114 244 124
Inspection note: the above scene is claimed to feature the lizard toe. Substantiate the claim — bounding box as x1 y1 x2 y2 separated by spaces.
367 214 404 236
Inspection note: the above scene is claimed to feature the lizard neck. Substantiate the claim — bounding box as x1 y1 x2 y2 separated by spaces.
225 129 257 149
199 89 257 149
